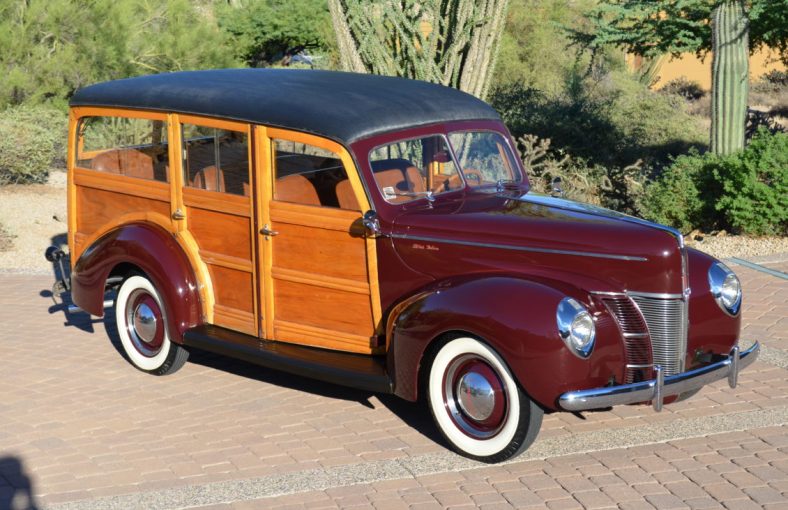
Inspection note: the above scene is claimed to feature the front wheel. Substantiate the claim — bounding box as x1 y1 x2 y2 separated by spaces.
427 336 543 463
115 274 188 375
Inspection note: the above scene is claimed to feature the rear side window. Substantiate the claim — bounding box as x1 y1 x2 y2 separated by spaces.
76 116 169 182
272 140 359 210
182 125 250 196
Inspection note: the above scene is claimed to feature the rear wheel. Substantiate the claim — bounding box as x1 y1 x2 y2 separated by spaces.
427 336 543 463
115 274 188 375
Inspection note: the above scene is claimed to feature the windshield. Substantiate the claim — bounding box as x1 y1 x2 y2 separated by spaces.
448 131 521 187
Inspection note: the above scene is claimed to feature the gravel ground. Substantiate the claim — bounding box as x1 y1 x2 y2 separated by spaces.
0 173 786 272
0 171 67 274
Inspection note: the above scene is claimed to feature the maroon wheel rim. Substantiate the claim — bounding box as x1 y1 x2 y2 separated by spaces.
442 354 508 439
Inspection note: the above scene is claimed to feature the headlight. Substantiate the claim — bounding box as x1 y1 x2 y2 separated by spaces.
556 297 596 358
708 262 742 316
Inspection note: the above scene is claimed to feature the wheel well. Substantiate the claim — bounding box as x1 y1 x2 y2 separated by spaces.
108 263 144 285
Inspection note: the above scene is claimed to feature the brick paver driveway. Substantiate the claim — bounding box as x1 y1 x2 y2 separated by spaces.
0 260 786 510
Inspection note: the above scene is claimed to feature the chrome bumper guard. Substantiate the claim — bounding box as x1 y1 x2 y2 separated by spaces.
559 342 760 412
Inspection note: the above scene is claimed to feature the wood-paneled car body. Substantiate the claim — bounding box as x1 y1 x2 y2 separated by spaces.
52 69 758 463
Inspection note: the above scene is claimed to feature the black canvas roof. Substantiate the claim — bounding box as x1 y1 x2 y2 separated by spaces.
70 69 501 144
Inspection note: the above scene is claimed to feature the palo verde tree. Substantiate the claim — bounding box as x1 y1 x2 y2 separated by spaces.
327 0 510 99
573 0 788 155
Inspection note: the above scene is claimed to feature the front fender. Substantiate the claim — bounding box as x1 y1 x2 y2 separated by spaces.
387 276 625 410
71 222 202 343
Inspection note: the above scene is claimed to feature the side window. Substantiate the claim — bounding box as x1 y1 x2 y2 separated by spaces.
183 125 249 196
369 135 461 204
272 139 359 210
76 116 169 182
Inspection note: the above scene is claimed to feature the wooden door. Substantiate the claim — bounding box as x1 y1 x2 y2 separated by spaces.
179 116 259 337
256 128 382 354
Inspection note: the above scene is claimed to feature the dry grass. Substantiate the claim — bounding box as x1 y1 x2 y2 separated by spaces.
0 223 14 252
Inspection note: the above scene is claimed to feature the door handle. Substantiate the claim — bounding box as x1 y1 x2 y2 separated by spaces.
260 224 279 237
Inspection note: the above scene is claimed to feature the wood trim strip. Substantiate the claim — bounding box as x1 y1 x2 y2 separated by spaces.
168 113 186 232
73 168 170 202
178 115 250 133
271 267 370 295
214 304 256 336
255 126 276 340
70 106 168 122
67 109 78 268
183 187 251 217
202 251 253 272
270 201 358 231
274 319 372 354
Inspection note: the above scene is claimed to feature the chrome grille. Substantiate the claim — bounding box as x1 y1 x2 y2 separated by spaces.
629 294 687 376
603 297 653 383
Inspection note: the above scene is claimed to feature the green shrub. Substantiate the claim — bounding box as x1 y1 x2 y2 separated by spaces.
640 150 711 233
642 130 788 235
0 105 65 185
713 128 788 235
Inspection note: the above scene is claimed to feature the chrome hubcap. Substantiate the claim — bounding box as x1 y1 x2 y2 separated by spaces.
133 303 157 343
443 355 508 439
457 371 496 422
125 290 164 357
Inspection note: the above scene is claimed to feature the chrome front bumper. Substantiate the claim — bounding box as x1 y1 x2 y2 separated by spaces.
559 342 760 412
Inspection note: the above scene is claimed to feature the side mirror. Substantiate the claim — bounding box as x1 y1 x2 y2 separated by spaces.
362 210 381 236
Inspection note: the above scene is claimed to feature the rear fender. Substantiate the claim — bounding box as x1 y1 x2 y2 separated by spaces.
387 276 625 410
71 222 202 343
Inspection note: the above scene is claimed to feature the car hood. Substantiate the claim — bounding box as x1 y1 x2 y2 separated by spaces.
390 191 686 295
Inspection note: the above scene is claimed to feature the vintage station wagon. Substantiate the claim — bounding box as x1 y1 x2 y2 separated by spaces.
49 69 758 463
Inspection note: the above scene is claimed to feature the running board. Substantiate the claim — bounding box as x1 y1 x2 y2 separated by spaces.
182 324 393 394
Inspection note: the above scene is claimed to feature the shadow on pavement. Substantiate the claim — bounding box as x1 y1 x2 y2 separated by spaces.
0 456 39 510
184 344 444 446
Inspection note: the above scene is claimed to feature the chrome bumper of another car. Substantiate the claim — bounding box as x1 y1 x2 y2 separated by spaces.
559 342 760 412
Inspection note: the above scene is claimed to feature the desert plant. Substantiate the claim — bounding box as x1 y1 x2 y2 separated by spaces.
713 128 788 235
711 1 749 155
0 115 57 185
659 78 706 101
518 133 647 213
492 70 707 171
642 129 787 235
641 151 711 233
328 0 509 98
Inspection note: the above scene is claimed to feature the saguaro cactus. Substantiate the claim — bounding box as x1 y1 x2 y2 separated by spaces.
711 0 749 155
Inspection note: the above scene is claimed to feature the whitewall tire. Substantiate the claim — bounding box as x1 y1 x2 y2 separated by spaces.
115 274 188 375
427 336 543 463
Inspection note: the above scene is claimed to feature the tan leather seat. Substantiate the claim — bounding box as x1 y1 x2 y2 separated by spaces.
92 149 154 179
275 174 320 205
405 166 426 192
192 166 225 192
335 179 360 210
